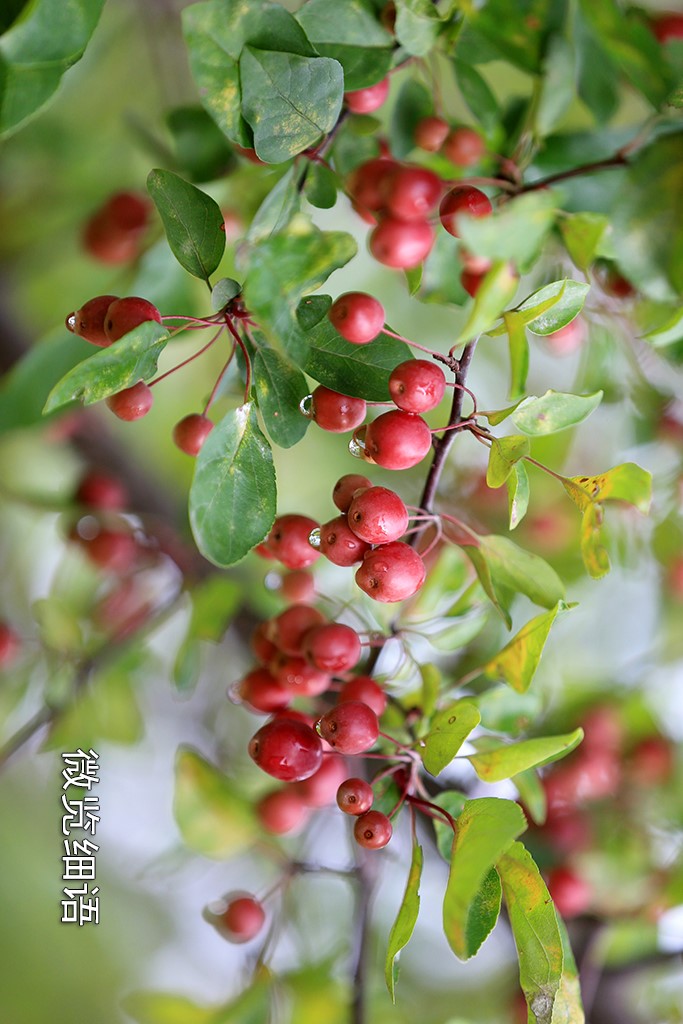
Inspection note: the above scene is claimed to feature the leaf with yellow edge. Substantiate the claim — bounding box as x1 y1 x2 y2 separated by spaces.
467 728 584 782
482 602 572 693
580 503 611 578
421 700 481 776
552 917 586 1023
561 462 652 513
173 747 258 858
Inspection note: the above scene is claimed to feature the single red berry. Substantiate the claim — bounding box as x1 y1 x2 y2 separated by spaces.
328 292 385 345
235 668 291 714
295 755 348 808
347 486 409 544
388 359 446 413
0 623 21 669
310 386 367 432
542 318 587 356
461 268 486 298
279 570 316 604
460 247 493 274
250 622 280 665
172 414 214 456
332 473 372 512
581 705 622 755
83 192 150 265
336 777 374 815
74 470 127 510
546 866 592 919
369 217 435 269
270 653 331 698
319 516 371 567
256 788 310 834
414 116 450 152
338 676 387 717
355 542 426 602
317 700 379 754
218 894 266 942
345 78 390 114
266 514 321 569
105 381 154 421
382 165 443 221
439 186 493 238
65 295 119 347
104 297 162 343
81 529 140 573
652 12 683 42
595 262 635 299
348 157 398 213
302 622 362 674
442 127 486 167
248 718 323 782
271 603 326 656
364 410 433 470
353 809 393 849
629 736 675 786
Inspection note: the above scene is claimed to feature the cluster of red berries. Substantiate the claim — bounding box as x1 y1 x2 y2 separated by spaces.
82 191 150 265
65 294 215 454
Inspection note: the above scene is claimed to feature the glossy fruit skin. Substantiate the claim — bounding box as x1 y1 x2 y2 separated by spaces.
355 542 426 602
338 676 387 717
439 186 493 237
382 165 442 221
328 292 385 345
347 486 409 545
302 623 362 674
265 515 321 569
83 192 150 265
256 789 309 834
319 515 371 566
442 127 486 166
236 667 291 714
414 116 450 152
336 777 374 815
270 653 331 697
248 718 323 782
279 570 316 604
364 410 433 470
173 414 214 455
75 470 127 510
0 623 20 669
353 809 393 848
317 700 379 754
345 78 389 114
271 604 326 656
105 381 154 421
104 297 162 342
219 895 266 942
332 474 372 512
546 866 591 919
349 158 397 213
311 386 367 432
389 359 446 413
65 295 119 347
369 217 435 269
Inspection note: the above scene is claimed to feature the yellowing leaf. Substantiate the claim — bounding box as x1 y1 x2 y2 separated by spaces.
173 747 258 858
467 728 584 782
482 602 571 693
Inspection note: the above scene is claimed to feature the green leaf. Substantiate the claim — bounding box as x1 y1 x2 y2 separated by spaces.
43 322 170 413
503 312 529 399
443 798 527 960
395 0 443 57
516 280 591 336
182 0 315 147
535 36 574 137
482 602 569 693
296 0 393 91
188 403 276 566
211 277 242 311
467 728 584 782
433 792 468 861
574 8 619 124
123 991 215 1024
478 398 527 427
497 842 564 1024
453 60 500 135
385 840 423 1001
252 346 310 448
166 105 237 183
33 597 82 654
454 262 520 344
465 0 547 73
0 0 106 138
247 166 301 243
457 192 558 273
553 917 585 1023
240 47 343 163
173 747 258 858
486 435 530 488
304 161 337 209
390 78 433 159
512 389 603 435
147 168 225 282
513 769 547 826
479 534 565 610
420 701 481 777
559 212 609 272
43 657 144 750
560 462 652 513
474 687 542 737
303 303 412 401
419 663 441 719
0 331 92 434
610 135 683 301
507 461 530 530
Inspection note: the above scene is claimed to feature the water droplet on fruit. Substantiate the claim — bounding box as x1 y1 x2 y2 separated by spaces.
65 313 77 333
299 394 314 418
349 426 372 461
308 527 322 549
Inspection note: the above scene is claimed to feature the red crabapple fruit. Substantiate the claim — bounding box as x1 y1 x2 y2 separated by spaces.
355 542 426 602
319 516 371 566
382 165 442 221
388 359 446 413
218 894 266 942
363 410 433 470
338 676 387 717
0 623 20 669
310 386 367 432
348 158 398 213
442 127 486 167
369 217 435 269
265 515 321 569
336 777 374 815
345 78 389 114
328 292 385 345
248 717 323 782
65 295 119 347
103 297 162 342
332 474 372 512
256 789 310 835
294 755 349 807
75 471 127 510
317 700 379 755
414 116 450 152
347 486 409 544
271 604 326 655
353 810 393 848
105 381 154 421
302 623 362 674
439 186 493 237
172 414 214 455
